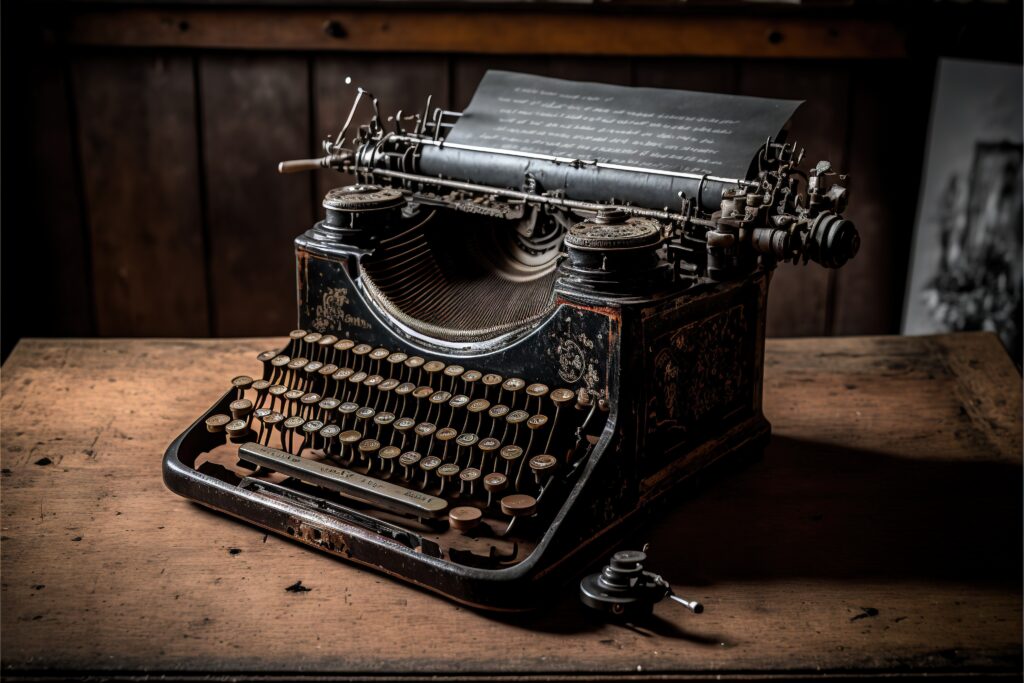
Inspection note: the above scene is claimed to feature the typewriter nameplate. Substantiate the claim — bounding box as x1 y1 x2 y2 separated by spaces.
238 443 448 518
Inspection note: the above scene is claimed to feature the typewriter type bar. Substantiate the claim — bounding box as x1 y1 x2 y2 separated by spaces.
166 70 860 609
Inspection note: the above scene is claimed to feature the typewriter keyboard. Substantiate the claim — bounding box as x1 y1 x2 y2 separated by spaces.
195 330 606 567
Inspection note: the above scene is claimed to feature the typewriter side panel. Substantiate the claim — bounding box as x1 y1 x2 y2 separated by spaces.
632 270 772 499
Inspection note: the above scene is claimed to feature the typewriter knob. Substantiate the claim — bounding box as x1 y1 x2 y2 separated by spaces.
319 184 406 244
559 212 666 297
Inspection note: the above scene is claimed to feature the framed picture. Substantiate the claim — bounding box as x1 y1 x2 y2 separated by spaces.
903 58 1023 361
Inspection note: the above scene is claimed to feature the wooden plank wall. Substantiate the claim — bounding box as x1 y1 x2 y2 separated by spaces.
0 9 947 358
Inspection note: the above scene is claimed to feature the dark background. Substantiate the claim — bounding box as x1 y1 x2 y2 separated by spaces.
3 1 1021 360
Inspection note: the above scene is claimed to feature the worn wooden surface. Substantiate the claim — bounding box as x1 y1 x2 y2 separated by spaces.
1 334 1020 680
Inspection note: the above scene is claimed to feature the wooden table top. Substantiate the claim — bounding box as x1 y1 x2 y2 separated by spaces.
1 333 1020 681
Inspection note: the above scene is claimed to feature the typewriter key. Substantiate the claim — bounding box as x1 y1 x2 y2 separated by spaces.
500 494 537 533
378 445 401 477
318 363 339 377
434 427 458 460
304 360 323 374
339 429 362 463
317 335 337 362
448 505 482 532
527 414 548 429
395 382 415 395
352 344 372 372
412 386 433 400
461 370 482 396
419 456 442 489
507 410 529 424
364 374 384 387
370 347 390 360
300 392 321 408
333 338 355 355
373 411 395 439
379 378 400 392
271 355 291 367
283 416 305 452
287 357 309 371
386 351 408 365
436 463 460 495
355 406 376 435
529 454 558 487
259 411 285 445
252 378 272 409
300 419 324 453
303 419 324 434
229 398 253 420
231 375 254 392
205 414 231 433
317 397 340 420
423 360 445 375
225 419 252 443
257 350 278 363
499 444 524 476
550 388 575 405
501 377 525 405
358 438 381 471
332 367 354 381
443 364 464 391
254 407 272 420
449 394 470 409
303 332 322 344
398 451 421 480
475 438 499 471
459 467 481 497
413 422 436 453
288 329 306 341
481 373 502 399
483 472 508 507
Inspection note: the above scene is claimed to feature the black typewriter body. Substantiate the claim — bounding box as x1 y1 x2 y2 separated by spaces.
164 71 858 610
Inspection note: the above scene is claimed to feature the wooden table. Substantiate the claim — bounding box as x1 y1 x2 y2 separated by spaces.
2 333 1020 681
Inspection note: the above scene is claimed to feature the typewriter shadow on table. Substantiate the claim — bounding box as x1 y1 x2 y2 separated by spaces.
488 434 1022 637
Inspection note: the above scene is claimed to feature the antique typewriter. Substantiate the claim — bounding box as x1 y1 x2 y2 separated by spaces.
164 71 859 610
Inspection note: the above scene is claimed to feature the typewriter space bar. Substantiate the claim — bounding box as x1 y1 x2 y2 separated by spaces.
237 443 449 519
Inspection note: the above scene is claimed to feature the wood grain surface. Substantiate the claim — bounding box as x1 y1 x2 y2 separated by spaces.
1 334 1020 680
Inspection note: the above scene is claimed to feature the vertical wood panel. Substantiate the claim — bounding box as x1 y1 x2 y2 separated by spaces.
74 54 209 337
633 57 741 93
200 55 312 337
738 61 851 337
832 60 933 335
313 55 450 202
1 28 94 359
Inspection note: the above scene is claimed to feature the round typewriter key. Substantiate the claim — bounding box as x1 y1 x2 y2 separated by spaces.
332 367 355 381
261 411 284 426
404 356 425 369
386 351 408 365
378 445 401 476
268 384 288 396
436 427 458 441
527 414 548 429
479 437 501 452
399 451 421 479
318 334 338 346
319 363 339 376
352 343 372 356
229 398 253 419
225 419 252 443
339 401 359 414
364 374 384 387
287 357 309 371
526 383 549 398
394 416 416 431
284 416 305 430
339 429 362 462
334 339 355 352
358 438 380 470
303 332 323 344
231 375 254 391
507 410 529 424
448 505 482 531
483 472 508 507
530 454 558 477
252 379 271 392
318 397 340 412
257 349 278 363
303 419 324 434
370 347 390 361
449 394 470 409
284 388 304 401
356 406 376 422
456 433 479 448
270 355 291 367
289 329 307 341
395 382 415 395
348 371 368 384
300 392 321 405
304 360 323 373
419 455 442 489
459 467 481 496
500 445 523 462
501 493 537 519
423 360 446 374
502 377 525 392
429 390 452 404
414 422 436 437
379 378 400 391
412 386 434 400
468 398 490 413
550 388 575 405
482 373 503 390
205 414 231 433
320 424 341 438
488 404 510 419
462 369 482 382
254 407 272 420
437 463 460 494
444 365 465 378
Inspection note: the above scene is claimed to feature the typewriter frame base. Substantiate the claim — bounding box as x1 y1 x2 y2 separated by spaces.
164 408 768 611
